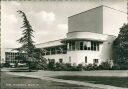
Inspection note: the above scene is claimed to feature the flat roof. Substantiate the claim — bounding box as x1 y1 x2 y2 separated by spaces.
35 39 65 48
68 5 126 18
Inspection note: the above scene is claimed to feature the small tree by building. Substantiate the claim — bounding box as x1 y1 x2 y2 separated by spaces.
113 23 128 69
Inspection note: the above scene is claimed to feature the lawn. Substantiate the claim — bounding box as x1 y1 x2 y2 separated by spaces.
54 76 128 88
0 72 97 89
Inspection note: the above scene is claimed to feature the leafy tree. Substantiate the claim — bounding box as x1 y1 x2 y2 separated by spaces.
16 10 35 70
17 10 35 55
48 59 56 70
113 23 128 69
32 48 48 70
16 10 48 70
14 53 27 67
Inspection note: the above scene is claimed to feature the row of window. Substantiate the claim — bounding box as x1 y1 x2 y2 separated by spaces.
85 57 99 63
48 59 63 63
5 52 26 55
48 57 99 64
68 41 100 51
43 45 67 56
5 52 26 58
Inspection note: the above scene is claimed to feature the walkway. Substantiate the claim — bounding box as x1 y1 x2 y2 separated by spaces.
6 71 128 89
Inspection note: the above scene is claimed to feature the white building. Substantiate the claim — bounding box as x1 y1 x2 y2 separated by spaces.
36 5 127 65
2 5 127 65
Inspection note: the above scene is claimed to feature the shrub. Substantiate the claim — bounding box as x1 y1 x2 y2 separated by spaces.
98 61 111 70
3 63 10 68
86 64 94 70
54 62 63 71
77 64 84 71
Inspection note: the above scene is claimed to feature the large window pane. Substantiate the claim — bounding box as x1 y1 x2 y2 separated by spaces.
69 42 72 51
72 42 75 50
80 41 83 50
83 41 87 50
75 41 80 50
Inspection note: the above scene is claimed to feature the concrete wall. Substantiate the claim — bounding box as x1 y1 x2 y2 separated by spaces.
103 6 127 36
68 6 103 33
67 32 108 41
68 5 127 36
67 50 101 65
100 36 116 62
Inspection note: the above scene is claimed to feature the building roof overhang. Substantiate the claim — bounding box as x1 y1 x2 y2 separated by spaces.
65 31 114 42
61 38 104 43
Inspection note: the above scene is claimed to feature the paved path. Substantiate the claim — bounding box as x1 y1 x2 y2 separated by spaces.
6 71 128 89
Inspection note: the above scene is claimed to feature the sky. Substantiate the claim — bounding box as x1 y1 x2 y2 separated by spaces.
1 0 127 49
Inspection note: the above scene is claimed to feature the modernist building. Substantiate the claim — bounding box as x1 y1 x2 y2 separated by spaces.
2 48 27 66
36 5 127 65
3 5 127 65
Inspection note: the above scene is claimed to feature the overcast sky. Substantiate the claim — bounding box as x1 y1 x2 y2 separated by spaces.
1 0 127 49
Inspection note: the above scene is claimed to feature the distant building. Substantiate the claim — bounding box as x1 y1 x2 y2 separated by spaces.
3 48 27 66
3 5 127 66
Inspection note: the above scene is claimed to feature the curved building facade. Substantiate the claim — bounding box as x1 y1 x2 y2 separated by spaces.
36 5 127 65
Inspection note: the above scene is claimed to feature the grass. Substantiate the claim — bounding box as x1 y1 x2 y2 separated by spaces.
0 72 98 89
54 76 128 88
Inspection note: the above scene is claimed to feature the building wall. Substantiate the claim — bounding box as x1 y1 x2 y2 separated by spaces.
67 50 101 65
66 35 115 65
100 36 116 62
68 5 127 36
68 6 103 33
43 50 101 65
103 6 127 36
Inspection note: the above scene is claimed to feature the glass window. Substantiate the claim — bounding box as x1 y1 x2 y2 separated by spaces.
80 41 83 50
51 48 55 55
91 41 100 51
96 43 99 51
85 56 87 63
93 59 99 63
63 45 67 54
69 56 71 62
46 49 50 55
51 59 55 63
91 41 94 50
72 42 75 51
75 41 80 50
59 59 63 63
69 42 72 51
83 41 87 50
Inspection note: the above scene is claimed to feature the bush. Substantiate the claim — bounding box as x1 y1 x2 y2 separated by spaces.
85 64 94 70
98 61 111 70
77 64 84 71
48 61 55 71
3 63 10 68
54 62 63 71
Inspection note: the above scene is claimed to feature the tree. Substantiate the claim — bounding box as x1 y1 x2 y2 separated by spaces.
16 10 48 70
15 54 27 67
113 23 128 69
17 10 35 55
16 10 36 71
32 48 48 70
